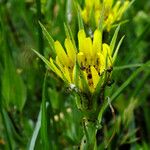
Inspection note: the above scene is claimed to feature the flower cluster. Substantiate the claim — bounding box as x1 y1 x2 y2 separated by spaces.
49 29 113 93
81 0 129 30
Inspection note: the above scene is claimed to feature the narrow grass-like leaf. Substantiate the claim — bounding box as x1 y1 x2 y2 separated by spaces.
2 49 26 111
113 35 125 64
32 49 69 85
98 61 150 124
73 2 84 30
89 7 96 29
111 62 150 102
39 21 55 54
77 11 84 30
110 25 120 55
41 71 50 149
111 20 129 29
64 23 71 39
113 63 150 70
120 128 139 145
66 0 73 24
32 49 53 69
28 109 41 150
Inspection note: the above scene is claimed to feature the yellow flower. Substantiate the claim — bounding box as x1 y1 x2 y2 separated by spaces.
81 0 130 31
49 29 113 93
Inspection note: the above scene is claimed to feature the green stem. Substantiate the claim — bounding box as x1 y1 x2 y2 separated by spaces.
41 71 51 149
80 118 97 150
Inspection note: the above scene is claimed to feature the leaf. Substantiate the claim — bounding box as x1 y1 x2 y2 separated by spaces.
39 21 55 55
28 109 41 150
113 63 146 70
32 48 53 70
1 52 26 111
113 35 125 64
73 1 84 30
110 25 120 55
40 71 51 149
98 61 150 124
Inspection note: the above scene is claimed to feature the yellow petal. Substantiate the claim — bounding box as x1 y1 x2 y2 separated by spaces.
78 30 86 53
94 0 101 10
95 10 101 26
84 37 93 58
105 13 114 31
65 38 76 63
104 0 113 8
50 58 63 79
91 66 100 88
102 43 111 57
72 65 77 84
83 70 88 85
102 44 112 68
97 52 105 74
77 52 85 66
54 41 69 65
56 56 63 71
93 29 102 55
85 0 94 9
64 67 71 84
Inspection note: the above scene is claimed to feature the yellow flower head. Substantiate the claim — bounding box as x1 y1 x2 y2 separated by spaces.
49 29 113 93
81 0 130 31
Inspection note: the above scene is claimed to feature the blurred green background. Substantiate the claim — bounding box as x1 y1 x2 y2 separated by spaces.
0 0 150 149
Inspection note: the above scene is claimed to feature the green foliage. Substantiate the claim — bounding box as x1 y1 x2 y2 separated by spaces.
0 0 150 150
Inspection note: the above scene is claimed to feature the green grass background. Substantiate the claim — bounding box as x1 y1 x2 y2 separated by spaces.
0 0 150 149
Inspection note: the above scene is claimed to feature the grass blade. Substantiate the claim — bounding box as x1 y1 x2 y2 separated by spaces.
110 25 120 55
113 63 147 70
98 61 150 124
73 1 84 30
41 71 50 149
113 35 125 64
32 49 53 70
39 22 55 54
28 109 41 150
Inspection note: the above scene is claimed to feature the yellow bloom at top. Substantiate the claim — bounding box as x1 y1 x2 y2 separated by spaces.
49 29 113 93
81 0 129 31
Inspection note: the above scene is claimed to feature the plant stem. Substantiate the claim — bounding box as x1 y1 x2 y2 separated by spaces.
80 117 97 150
